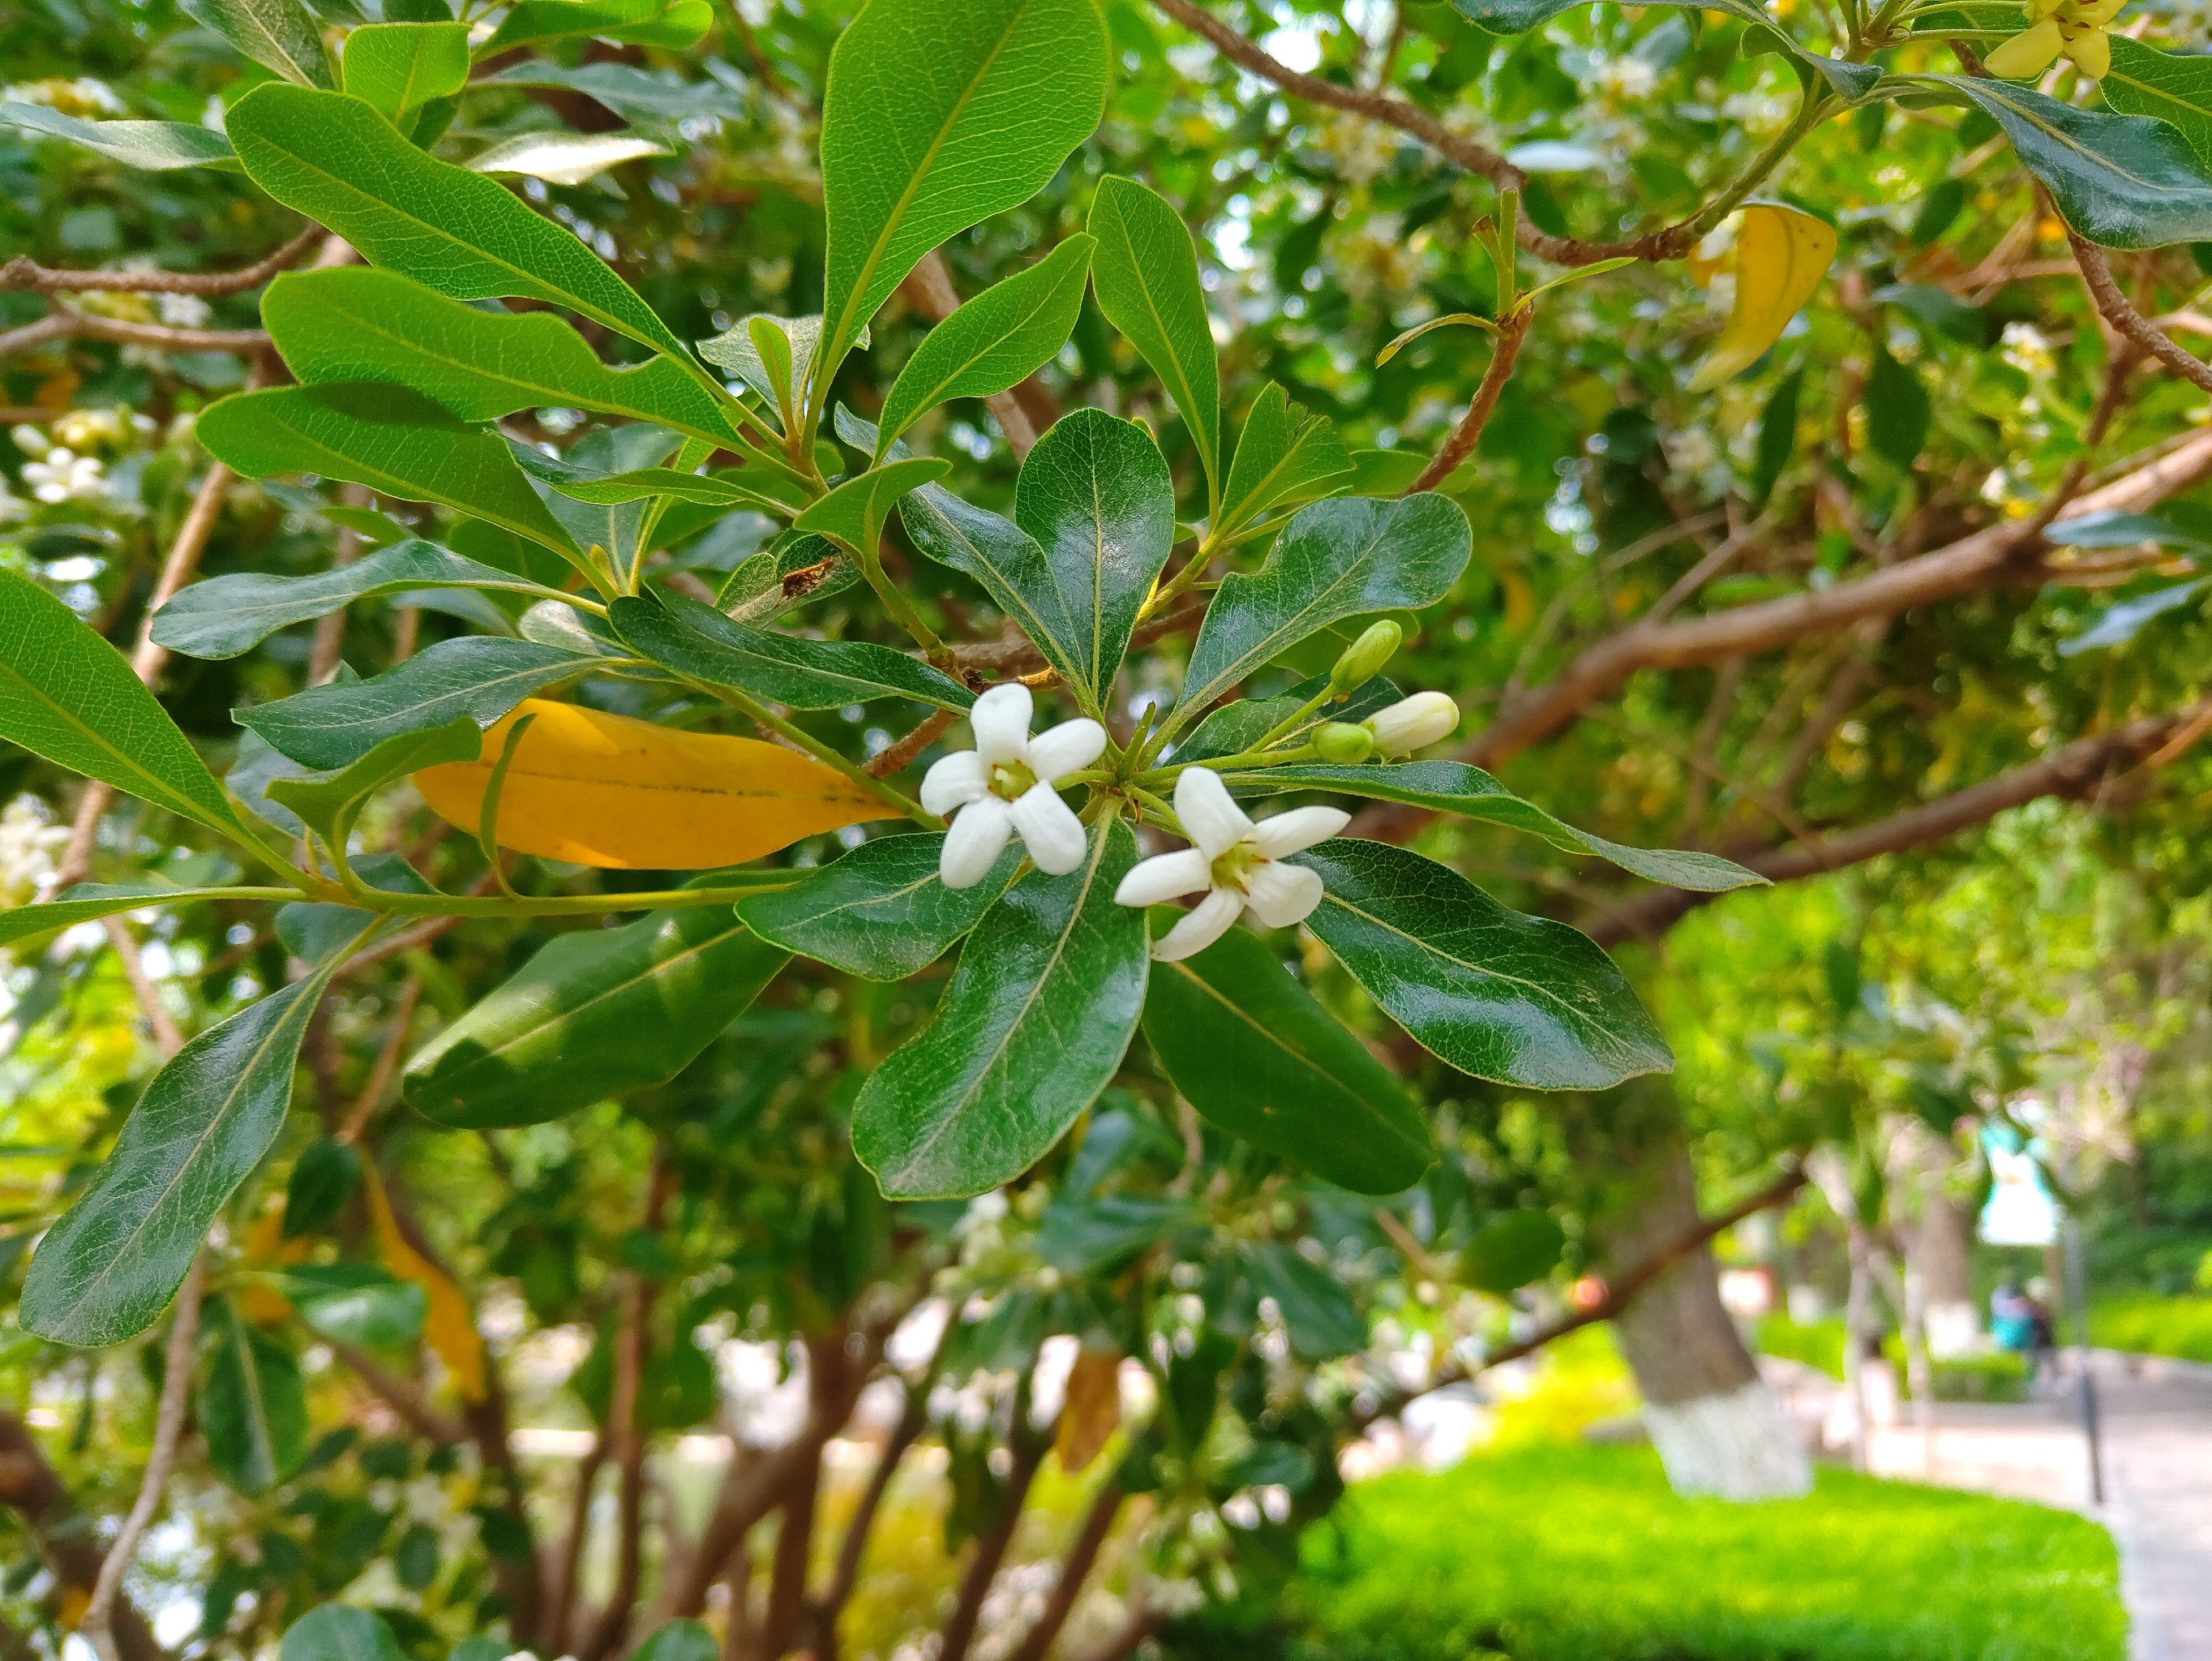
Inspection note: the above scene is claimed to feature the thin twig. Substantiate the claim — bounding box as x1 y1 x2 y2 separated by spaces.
0 303 270 361
1407 304 1533 494
337 976 422 1145
0 226 322 296
2068 232 2212 398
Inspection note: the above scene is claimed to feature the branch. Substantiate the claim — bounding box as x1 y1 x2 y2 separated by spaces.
0 1411 166 1661
902 251 1057 457
1002 1482 1126 1661
751 1447 821 1659
2068 232 2212 398
810 1382 930 1640
0 303 270 361
1407 303 1532 494
328 1340 465 1445
0 226 323 296
936 1396 1049 1661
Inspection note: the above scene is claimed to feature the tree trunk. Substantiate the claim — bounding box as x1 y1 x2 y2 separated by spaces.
1890 1124 1978 1358
1594 1126 1812 1500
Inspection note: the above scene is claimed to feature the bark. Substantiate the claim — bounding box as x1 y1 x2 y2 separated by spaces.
0 1410 166 1661
1003 1483 1125 1661
937 1401 1049 1661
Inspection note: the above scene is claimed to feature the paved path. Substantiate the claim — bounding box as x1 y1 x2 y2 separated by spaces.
1859 1350 2212 1660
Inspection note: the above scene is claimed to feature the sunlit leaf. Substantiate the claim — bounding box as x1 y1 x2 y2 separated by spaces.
1687 203 1836 393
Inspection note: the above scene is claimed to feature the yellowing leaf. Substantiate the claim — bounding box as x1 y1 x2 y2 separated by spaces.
362 1166 485 1402
1056 1346 1122 1472
1687 203 1836 393
414 697 897 869
233 1204 308 1323
57 1586 89 1631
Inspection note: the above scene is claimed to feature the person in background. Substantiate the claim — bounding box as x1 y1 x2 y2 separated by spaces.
2024 1277 2060 1382
1991 1281 2035 1374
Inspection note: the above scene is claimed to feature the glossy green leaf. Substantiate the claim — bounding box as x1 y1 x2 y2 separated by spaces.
1175 495 1471 718
852 818 1147 1199
2044 510 2207 550
738 833 1018 980
697 314 848 415
262 268 736 446
549 470 778 509
817 0 1111 388
1087 175 1220 496
1911 74 2212 250
0 101 237 170
198 383 585 567
1863 347 1930 470
225 84 692 361
792 457 954 552
281 1138 361 1238
482 0 710 54
340 23 468 118
234 638 598 770
284 1263 427 1346
0 884 264 949
1239 1242 1365 1360
2101 37 2212 170
154 539 552 661
198 1299 307 1496
0 569 240 839
1009 410 1177 710
1220 383 1356 533
467 131 667 187
22 967 341 1346
181 0 332 87
608 593 974 712
482 62 741 124
517 424 685 577
1173 674 1401 765
1142 924 1434 1195
281 1607 408 1661
875 235 1095 452
1297 839 1672 1089
1216 762 1764 891
1464 1208 1568 1294
402 909 788 1128
265 717 481 841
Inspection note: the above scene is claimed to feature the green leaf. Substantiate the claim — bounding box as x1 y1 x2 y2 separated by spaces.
2102 36 2212 171
197 383 586 568
262 268 736 446
817 0 1111 389
2044 510 2208 550
234 637 597 770
852 818 1147 1199
482 62 741 125
2058 578 2206 656
1220 383 1356 534
548 470 779 509
0 101 238 170
284 1263 427 1346
1464 1209 1567 1294
608 593 974 712
198 1299 307 1495
0 569 241 839
1216 762 1765 892
1175 495 1471 718
282 1138 361 1237
154 538 552 661
22 968 341 1346
1087 175 1220 497
737 833 1019 980
791 457 954 552
875 236 1096 452
265 716 482 841
181 0 332 87
1239 1242 1366 1360
718 532 860 621
281 1607 408 1661
482 0 711 54
630 1623 718 1661
1750 366 1803 504
468 131 668 187
225 84 692 361
340 22 468 118
1863 347 1931 470
1297 839 1671 1089
697 315 864 417
1446 0 1879 97
1910 74 2212 250
1142 924 1434 1195
0 884 264 949
1174 674 1402 765
515 424 686 577
402 909 788 1128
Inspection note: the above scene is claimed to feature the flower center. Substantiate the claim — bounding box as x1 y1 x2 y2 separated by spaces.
1209 840 1262 895
988 758 1038 800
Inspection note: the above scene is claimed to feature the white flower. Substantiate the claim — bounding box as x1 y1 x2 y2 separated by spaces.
1365 690 1460 757
1115 767 1348 962
921 683 1107 887
22 449 105 504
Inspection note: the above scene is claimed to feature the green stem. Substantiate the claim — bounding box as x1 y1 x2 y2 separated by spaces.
843 534 948 661
1683 90 1833 245
1128 786 1184 837
1135 740 1318 788
689 676 936 828
354 880 798 920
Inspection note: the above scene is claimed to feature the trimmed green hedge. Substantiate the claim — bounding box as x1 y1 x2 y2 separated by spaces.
1287 1444 2124 1661
2091 1292 2212 1363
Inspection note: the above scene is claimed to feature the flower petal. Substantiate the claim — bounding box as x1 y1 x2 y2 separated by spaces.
970 682 1034 765
1241 860 1324 929
1249 805 1351 860
920 749 990 817
940 798 1014 889
1010 783 1088 875
1025 717 1108 783
1175 766 1254 859
1152 886 1245 963
1113 847 1212 908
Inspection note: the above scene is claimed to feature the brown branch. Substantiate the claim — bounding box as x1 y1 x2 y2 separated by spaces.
902 250 1058 457
0 1410 167 1661
1002 1483 1126 1661
0 303 270 360
0 226 322 296
2069 233 2212 398
328 1340 465 1444
866 708 958 779
101 916 184 1058
936 1396 1049 1661
810 1384 929 1643
751 1448 821 1659
1406 304 1531 494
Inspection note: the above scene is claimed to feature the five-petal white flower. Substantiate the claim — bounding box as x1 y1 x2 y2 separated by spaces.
1114 766 1348 961
922 683 1108 888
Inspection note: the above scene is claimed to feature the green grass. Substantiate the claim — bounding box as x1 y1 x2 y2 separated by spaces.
2091 1291 2212 1363
1289 1444 2124 1661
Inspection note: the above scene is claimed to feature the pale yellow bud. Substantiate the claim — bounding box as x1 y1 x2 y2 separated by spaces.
1364 691 1460 757
2060 23 2110 77
1985 16 2063 76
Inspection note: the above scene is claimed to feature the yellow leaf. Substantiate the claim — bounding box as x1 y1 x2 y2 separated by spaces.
362 1167 486 1403
414 698 897 870
57 1585 89 1630
234 1203 307 1324
1056 1346 1123 1473
1687 203 1837 393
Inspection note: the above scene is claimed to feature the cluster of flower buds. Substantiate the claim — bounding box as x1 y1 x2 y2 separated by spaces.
1985 0 2124 79
1323 620 1460 760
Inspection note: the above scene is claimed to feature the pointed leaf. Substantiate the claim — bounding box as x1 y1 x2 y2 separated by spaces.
0 885 268 949
1687 202 1835 393
1448 0 1879 97
340 23 469 118
1215 762 1765 891
1143 924 1434 1195
1087 176 1220 495
469 131 668 187
264 717 482 840
283 1263 427 1346
2101 37 2212 170
853 818 1147 1198
281 1600 407 1661
1220 383 1355 533
817 0 1111 385
608 593 973 712
403 908 788 1127
198 1298 307 1495
225 84 692 361
414 697 897 868
697 313 836 411
1241 1241 1366 1360
482 0 711 54
2058 578 2206 655
23 968 340 1346
0 101 237 170
182 0 332 88
738 832 1019 980
482 62 740 125
1175 495 1471 718
1863 346 1931 470
0 569 240 839
876 236 1095 451
792 457 954 552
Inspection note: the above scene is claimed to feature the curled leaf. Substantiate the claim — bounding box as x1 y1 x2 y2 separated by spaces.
414 698 896 869
1687 203 1837 393
1057 1346 1122 1472
1375 311 1497 367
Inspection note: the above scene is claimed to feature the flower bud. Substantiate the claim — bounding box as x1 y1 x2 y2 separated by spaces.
1364 691 1460 757
1313 721 1375 764
1329 619 1402 692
